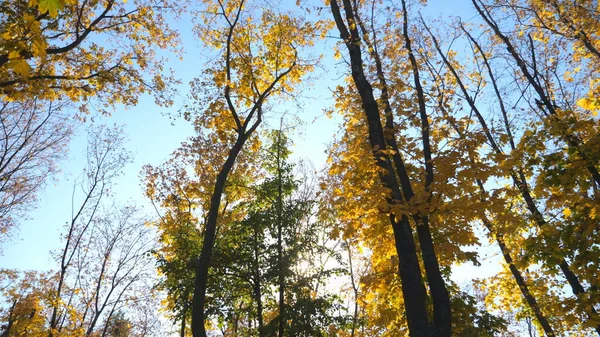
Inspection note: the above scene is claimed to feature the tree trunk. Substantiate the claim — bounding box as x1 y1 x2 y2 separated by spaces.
1 300 16 337
276 130 285 337
482 216 556 336
347 243 359 337
191 135 248 337
180 316 185 337
329 1 433 335
400 1 451 334
252 221 265 337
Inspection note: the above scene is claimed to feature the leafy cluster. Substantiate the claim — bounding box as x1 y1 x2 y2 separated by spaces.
1 1 600 337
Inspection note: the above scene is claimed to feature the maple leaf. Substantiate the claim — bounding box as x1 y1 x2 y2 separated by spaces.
38 0 65 18
9 59 31 77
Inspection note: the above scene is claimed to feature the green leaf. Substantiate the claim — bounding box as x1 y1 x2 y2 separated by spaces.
38 0 65 18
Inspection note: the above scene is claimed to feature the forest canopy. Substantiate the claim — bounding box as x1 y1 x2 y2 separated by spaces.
0 0 599 336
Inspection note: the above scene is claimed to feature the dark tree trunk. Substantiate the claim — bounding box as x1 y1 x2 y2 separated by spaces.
354 2 453 334
191 135 248 337
329 1 434 335
1 300 16 337
180 301 186 337
400 2 451 334
252 219 265 337
276 131 285 337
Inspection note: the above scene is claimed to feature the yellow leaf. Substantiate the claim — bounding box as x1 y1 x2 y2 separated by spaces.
334 49 341 60
31 40 47 58
23 13 35 24
9 59 31 77
563 208 572 217
577 97 593 110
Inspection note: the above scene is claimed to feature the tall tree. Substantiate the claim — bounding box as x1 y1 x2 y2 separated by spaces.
142 1 326 335
396 0 600 334
0 0 181 239
209 129 345 337
0 125 160 337
328 0 456 335
0 99 71 239
419 17 556 336
426 1 600 334
148 127 346 336
47 124 129 337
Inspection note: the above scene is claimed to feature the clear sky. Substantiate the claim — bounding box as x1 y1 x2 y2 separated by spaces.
0 2 343 271
0 0 500 290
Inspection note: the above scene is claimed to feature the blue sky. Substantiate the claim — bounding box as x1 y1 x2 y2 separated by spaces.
0 2 342 270
0 0 499 285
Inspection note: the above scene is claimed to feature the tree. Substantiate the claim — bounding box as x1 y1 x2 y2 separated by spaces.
0 0 181 239
415 0 600 334
0 125 161 337
0 0 180 112
47 124 131 337
0 99 71 239
200 129 345 337
147 128 346 336
419 17 557 336
328 0 456 335
74 203 157 337
4 0 600 336
0 271 52 337
144 1 327 336
103 311 132 337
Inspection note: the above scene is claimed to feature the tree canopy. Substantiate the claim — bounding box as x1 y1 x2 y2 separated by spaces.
1 0 599 336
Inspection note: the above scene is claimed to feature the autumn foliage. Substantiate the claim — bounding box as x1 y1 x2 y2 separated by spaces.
1 0 600 337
